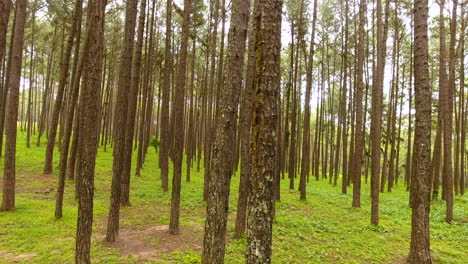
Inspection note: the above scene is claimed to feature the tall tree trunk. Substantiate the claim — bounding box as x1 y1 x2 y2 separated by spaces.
203 0 220 201
75 0 106 262
352 0 366 208
234 0 258 239
202 0 250 261
1 0 27 211
442 0 457 223
340 0 349 194
169 0 191 235
299 0 317 200
458 7 465 196
43 0 81 174
121 0 147 207
106 0 138 242
408 0 432 261
26 5 35 148
160 0 172 192
55 0 84 219
0 0 13 158
370 0 389 225
246 0 282 262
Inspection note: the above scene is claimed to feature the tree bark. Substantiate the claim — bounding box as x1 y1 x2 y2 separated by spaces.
0 0 13 158
43 0 81 174
370 0 389 225
407 0 432 261
202 0 250 261
160 0 172 192
55 0 84 219
121 0 148 207
106 0 138 242
299 0 317 200
169 0 191 235
75 1 106 262
246 0 282 262
1 0 27 211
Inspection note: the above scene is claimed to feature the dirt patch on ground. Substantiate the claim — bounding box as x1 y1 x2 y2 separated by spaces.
0 250 37 262
0 170 55 197
105 225 203 262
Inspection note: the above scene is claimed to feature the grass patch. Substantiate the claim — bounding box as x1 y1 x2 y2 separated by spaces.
0 131 466 263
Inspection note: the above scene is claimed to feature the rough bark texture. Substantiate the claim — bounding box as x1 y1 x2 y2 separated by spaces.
407 0 432 262
202 0 250 261
75 0 105 262
234 1 258 238
1 0 27 211
106 0 138 242
160 0 172 193
246 0 282 263
169 0 191 235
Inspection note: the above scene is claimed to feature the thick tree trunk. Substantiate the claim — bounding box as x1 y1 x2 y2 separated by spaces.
202 0 250 261
246 0 282 263
75 1 106 262
1 0 27 211
408 0 432 261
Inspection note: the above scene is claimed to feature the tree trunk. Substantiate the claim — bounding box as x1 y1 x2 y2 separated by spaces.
43 0 81 174
121 0 147 207
169 0 191 235
407 0 432 261
442 0 457 223
160 0 172 192
55 0 84 219
370 0 389 225
299 0 317 200
234 0 258 239
246 0 282 262
202 0 250 261
1 0 27 211
352 0 366 208
0 0 13 158
75 1 106 262
106 0 138 242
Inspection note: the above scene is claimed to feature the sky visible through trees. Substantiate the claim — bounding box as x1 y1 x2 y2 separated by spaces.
0 0 467 263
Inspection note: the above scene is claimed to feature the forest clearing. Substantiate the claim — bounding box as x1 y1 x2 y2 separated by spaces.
0 0 467 263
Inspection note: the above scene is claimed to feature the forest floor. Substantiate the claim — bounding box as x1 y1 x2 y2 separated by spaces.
0 132 467 264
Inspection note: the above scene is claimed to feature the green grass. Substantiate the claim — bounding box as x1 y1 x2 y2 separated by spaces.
0 131 467 263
